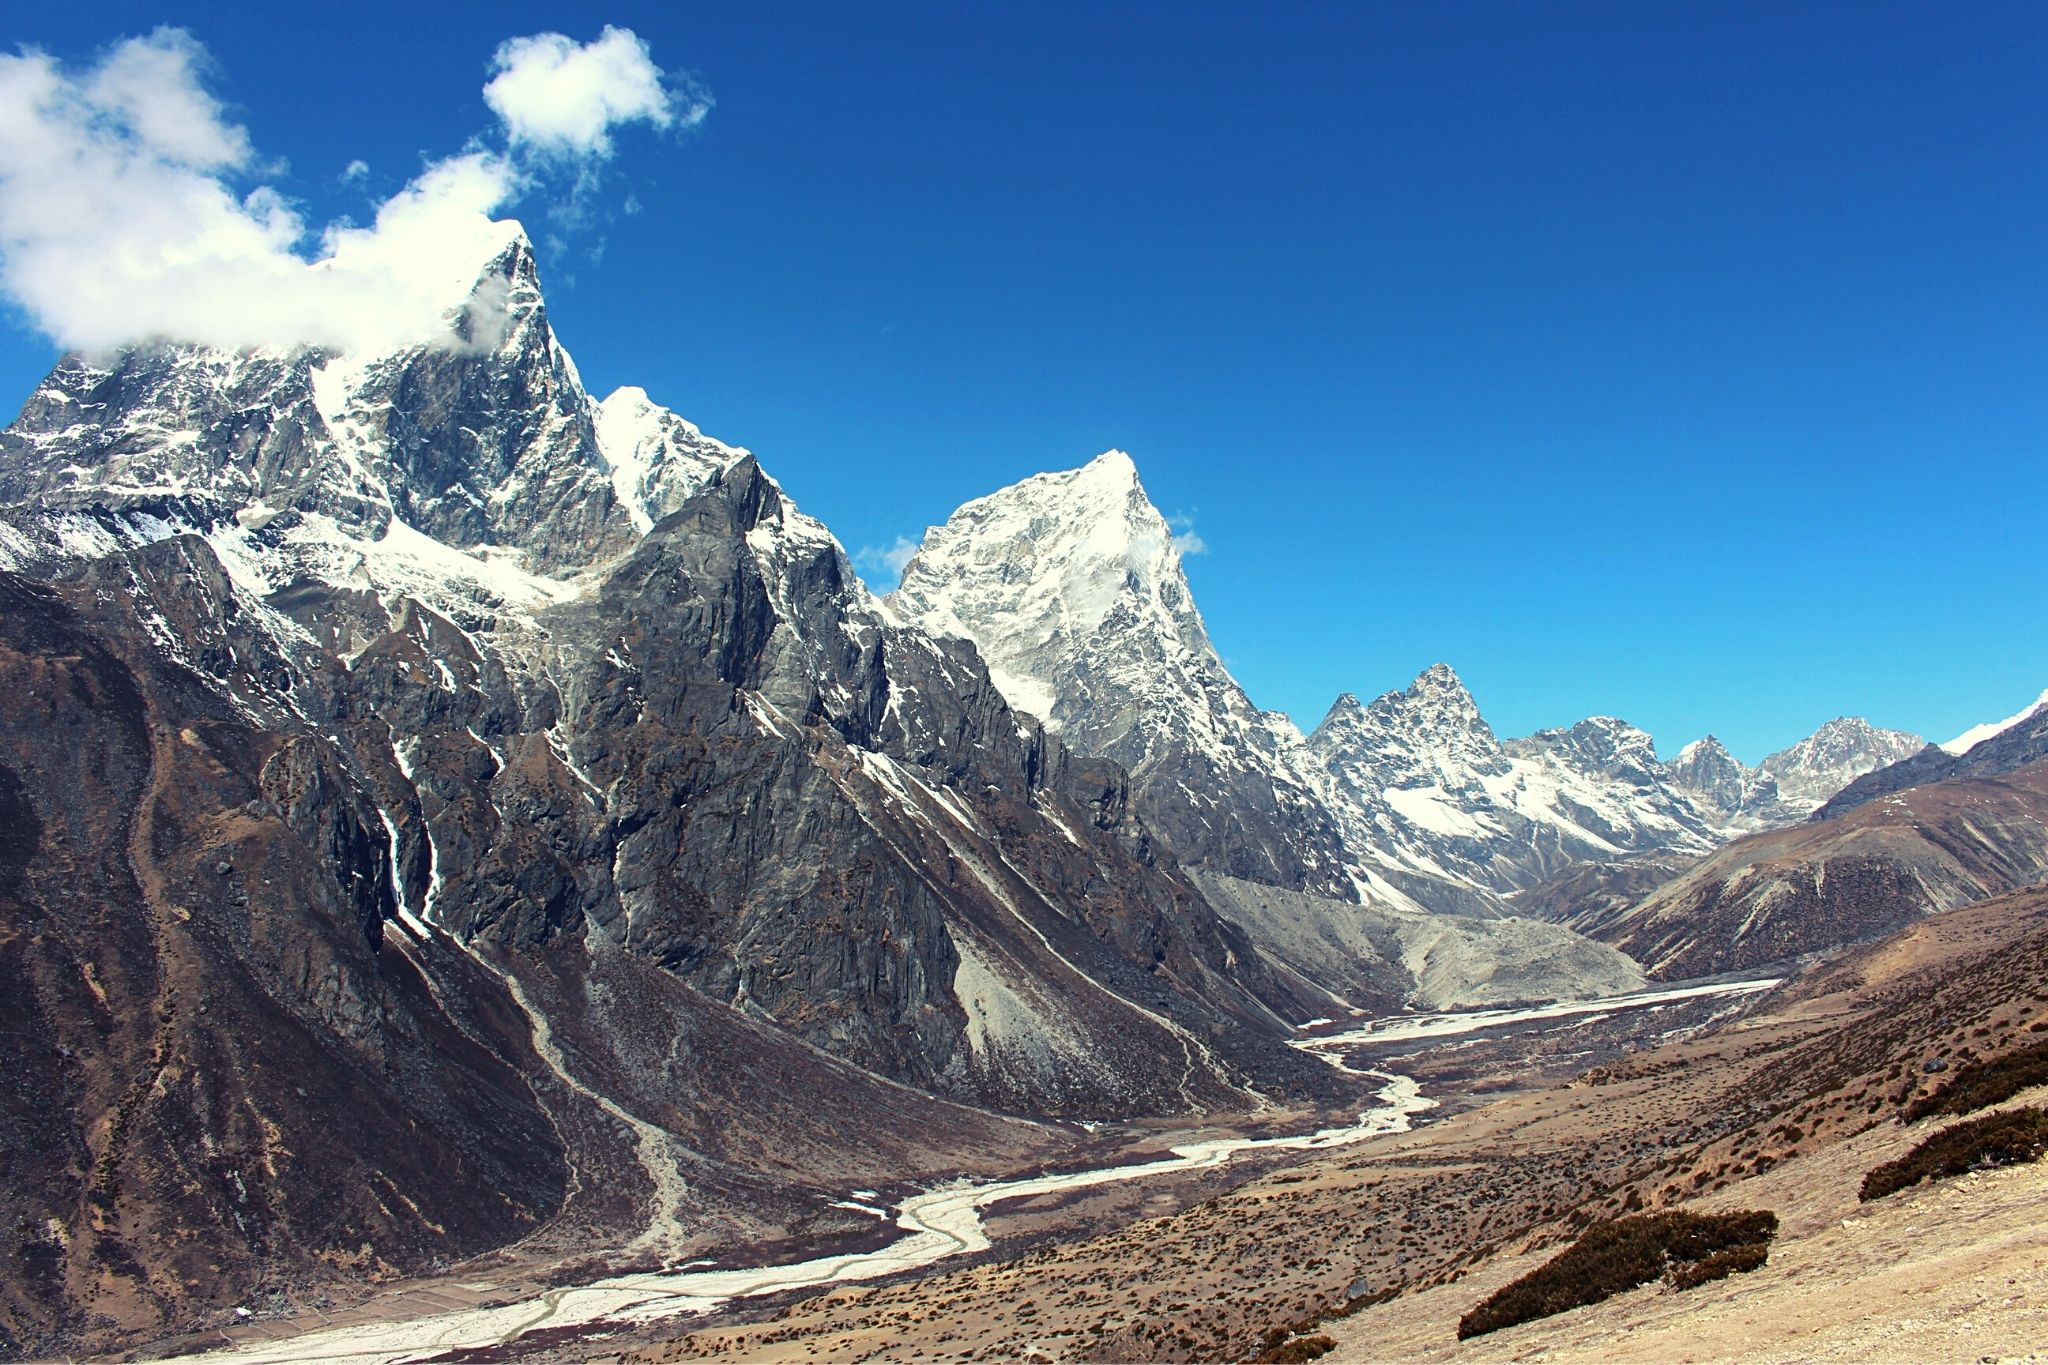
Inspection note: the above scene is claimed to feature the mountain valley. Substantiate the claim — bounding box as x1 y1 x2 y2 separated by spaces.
0 223 2042 1365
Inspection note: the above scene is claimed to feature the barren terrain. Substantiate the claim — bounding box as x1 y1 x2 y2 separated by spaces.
618 884 2048 1364
125 886 2048 1364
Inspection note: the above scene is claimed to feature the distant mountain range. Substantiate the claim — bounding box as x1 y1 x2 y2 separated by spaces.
891 449 1925 919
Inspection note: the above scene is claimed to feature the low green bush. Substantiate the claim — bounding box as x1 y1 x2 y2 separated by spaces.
1905 1039 2048 1121
1860 1106 2048 1201
1456 1209 1778 1340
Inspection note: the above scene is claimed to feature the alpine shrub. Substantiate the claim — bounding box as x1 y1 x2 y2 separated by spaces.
1456 1209 1777 1340
1905 1040 2048 1121
1860 1107 2048 1201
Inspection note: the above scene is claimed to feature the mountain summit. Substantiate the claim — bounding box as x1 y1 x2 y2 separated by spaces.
892 448 1202 726
1307 672 1721 913
893 451 1368 900
0 222 736 605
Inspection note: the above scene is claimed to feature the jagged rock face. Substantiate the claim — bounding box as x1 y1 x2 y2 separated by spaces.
0 344 355 521
891 450 1363 900
0 533 1087 1357
1665 735 1778 821
1757 717 1923 809
0 559 572 1358
1308 669 1718 914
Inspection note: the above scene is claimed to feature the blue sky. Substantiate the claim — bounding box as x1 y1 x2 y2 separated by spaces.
3 2 2044 761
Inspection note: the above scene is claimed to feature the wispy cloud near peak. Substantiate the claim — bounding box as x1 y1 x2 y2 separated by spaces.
1166 512 1207 556
855 535 921 588
0 25 700 358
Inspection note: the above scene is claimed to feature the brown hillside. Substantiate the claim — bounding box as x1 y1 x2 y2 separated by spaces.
1560 759 2048 979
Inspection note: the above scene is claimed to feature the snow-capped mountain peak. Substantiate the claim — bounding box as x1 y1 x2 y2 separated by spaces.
1664 733 1778 824
1675 735 1729 765
891 449 1212 728
1512 715 1665 783
1374 664 1492 742
0 217 744 627
1941 689 2048 756
593 385 749 535
1312 665 1506 791
891 449 1364 899
1758 716 1925 808
1309 680 1719 910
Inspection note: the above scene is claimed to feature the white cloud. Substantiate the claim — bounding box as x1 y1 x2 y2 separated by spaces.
82 28 247 169
1166 512 1207 556
0 25 697 357
855 535 920 587
341 157 369 182
483 25 703 160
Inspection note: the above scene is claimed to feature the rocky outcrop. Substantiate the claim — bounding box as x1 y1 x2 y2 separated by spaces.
1664 735 1781 826
1759 717 1924 811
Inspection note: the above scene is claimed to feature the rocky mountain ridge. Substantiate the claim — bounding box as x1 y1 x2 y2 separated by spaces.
1565 758 2048 979
0 224 1369 1355
1663 716 1925 831
891 454 1924 920
1307 669 1721 915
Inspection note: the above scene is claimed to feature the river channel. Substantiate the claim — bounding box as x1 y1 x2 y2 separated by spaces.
194 979 1775 1363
